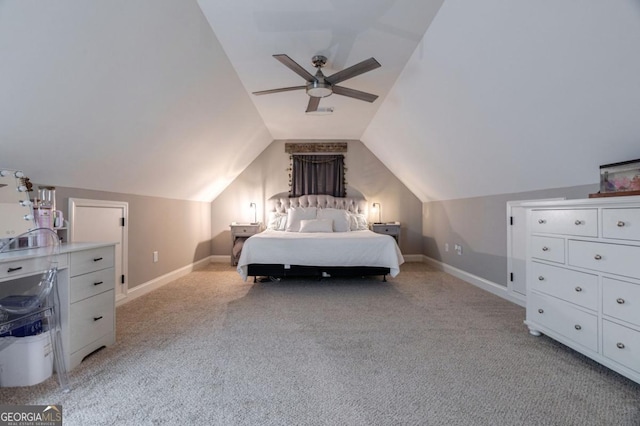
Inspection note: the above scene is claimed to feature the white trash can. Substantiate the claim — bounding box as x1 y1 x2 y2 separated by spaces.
0 332 53 387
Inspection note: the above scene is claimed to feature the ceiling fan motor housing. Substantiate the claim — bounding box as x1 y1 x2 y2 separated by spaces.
311 55 327 68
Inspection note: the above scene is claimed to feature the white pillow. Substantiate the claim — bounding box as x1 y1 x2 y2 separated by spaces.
317 208 350 232
348 212 368 231
285 206 317 232
299 218 333 233
267 212 287 231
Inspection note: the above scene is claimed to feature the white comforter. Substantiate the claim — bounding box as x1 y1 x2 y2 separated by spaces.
236 229 404 281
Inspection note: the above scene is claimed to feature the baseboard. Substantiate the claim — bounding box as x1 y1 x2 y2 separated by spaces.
420 255 525 307
401 254 423 262
209 255 230 263
117 256 213 307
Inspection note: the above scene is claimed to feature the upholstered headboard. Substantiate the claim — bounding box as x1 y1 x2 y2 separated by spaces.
267 193 367 215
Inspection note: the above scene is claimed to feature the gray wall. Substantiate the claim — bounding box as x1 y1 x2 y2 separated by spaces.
51 186 211 290
422 183 599 287
211 140 423 256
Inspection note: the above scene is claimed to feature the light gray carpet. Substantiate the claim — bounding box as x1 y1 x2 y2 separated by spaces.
1 262 639 425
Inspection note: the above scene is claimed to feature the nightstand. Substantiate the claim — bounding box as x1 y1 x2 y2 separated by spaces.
371 222 401 245
230 223 262 266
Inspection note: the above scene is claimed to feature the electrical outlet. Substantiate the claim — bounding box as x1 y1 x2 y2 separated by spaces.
455 244 462 255
153 251 158 263
445 243 449 252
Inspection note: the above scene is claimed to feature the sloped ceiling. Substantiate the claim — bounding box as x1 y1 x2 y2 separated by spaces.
2 1 640 203
197 0 443 140
364 0 640 201
0 0 272 202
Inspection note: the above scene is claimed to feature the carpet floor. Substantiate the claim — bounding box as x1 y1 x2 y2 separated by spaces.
1 262 639 425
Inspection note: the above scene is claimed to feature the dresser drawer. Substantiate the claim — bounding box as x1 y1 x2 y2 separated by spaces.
530 262 598 310
530 236 565 263
69 289 115 353
568 240 640 280
603 277 640 326
603 208 640 241
69 267 115 304
603 320 640 374
531 209 598 237
70 246 115 277
527 292 598 352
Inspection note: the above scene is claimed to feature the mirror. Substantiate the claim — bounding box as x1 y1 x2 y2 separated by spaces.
0 169 35 240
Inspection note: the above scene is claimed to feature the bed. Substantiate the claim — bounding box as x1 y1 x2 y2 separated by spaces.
236 194 404 282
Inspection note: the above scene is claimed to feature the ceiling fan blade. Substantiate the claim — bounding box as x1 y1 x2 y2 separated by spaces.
324 57 381 85
273 54 316 82
306 96 320 113
332 86 378 103
252 86 306 96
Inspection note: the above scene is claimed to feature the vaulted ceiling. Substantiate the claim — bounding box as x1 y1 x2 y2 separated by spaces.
1 1 640 202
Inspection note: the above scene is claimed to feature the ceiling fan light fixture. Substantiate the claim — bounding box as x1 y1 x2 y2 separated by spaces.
306 81 332 98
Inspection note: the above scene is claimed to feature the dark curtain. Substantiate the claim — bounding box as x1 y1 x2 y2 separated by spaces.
290 154 345 197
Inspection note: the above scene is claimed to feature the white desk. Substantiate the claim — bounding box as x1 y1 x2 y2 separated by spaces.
1 242 116 371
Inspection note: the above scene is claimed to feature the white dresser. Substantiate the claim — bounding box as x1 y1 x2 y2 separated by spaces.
524 197 640 384
0 242 116 371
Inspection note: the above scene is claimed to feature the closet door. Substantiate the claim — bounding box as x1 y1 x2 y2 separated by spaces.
69 199 129 304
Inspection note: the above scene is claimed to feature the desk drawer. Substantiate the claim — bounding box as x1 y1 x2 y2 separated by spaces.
70 289 114 353
70 246 114 277
70 267 115 304
0 253 67 281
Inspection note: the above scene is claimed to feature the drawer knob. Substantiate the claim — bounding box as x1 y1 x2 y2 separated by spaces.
7 266 23 273
617 221 625 227
93 316 103 321
574 324 582 330
594 254 602 260
538 308 544 314
574 220 582 225
94 281 104 286
616 298 625 304
542 246 549 252
93 257 103 262
538 219 546 224
538 276 545 281
575 286 582 292
617 342 625 349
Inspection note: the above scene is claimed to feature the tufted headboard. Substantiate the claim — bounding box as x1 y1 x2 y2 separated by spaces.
267 193 367 215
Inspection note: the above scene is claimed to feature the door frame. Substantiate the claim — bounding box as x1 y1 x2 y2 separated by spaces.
68 198 129 303
506 198 564 305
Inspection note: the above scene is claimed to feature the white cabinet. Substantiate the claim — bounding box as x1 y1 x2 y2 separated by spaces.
0 243 116 372
524 197 640 384
64 245 116 369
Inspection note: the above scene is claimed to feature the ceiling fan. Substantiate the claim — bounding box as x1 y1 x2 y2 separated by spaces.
252 54 381 113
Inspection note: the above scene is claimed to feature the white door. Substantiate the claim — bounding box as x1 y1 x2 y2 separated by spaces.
69 199 128 303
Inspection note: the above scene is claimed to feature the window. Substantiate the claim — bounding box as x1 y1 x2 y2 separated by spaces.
289 154 346 197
